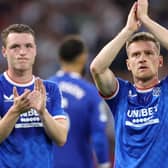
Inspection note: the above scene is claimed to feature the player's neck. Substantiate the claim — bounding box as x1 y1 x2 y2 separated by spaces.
61 65 82 75
134 77 159 90
6 69 33 84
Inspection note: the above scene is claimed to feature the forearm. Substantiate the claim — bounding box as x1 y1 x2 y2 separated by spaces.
40 109 68 146
90 28 132 95
141 16 168 49
0 107 20 143
90 27 133 74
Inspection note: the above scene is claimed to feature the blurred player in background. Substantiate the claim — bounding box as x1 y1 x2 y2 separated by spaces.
0 24 68 168
48 35 113 168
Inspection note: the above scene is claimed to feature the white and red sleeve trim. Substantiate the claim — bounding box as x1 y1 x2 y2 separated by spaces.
99 79 119 100
53 115 67 120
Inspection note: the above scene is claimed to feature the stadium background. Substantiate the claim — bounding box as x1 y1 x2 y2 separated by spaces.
0 0 168 167
1 0 168 81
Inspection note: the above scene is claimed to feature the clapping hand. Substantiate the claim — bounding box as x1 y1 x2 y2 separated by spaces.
28 78 47 114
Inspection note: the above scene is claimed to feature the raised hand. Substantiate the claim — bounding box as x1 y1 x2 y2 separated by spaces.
126 2 141 32
12 87 31 114
137 0 149 21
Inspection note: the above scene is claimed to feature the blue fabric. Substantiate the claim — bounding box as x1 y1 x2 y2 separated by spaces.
0 72 65 168
48 71 110 168
105 77 168 168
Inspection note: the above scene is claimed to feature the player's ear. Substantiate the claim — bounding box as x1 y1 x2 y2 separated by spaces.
2 46 7 58
159 55 163 67
126 59 131 71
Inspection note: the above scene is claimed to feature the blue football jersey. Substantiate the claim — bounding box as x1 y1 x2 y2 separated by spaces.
104 77 168 168
0 72 66 168
48 70 110 168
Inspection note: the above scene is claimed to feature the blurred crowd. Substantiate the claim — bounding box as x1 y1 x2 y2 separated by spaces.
1 0 168 81
1 1 168 167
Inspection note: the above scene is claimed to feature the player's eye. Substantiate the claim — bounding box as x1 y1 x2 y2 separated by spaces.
10 44 20 49
25 44 33 48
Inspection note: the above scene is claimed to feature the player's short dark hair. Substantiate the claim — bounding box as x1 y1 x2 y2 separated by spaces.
1 24 35 47
126 32 160 54
59 35 87 62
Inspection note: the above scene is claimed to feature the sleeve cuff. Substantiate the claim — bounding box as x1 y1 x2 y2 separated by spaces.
98 162 111 168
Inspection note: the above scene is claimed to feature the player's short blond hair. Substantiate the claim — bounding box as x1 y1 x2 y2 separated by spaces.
126 32 160 55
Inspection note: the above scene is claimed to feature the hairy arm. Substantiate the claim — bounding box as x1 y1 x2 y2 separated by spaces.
90 2 140 96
